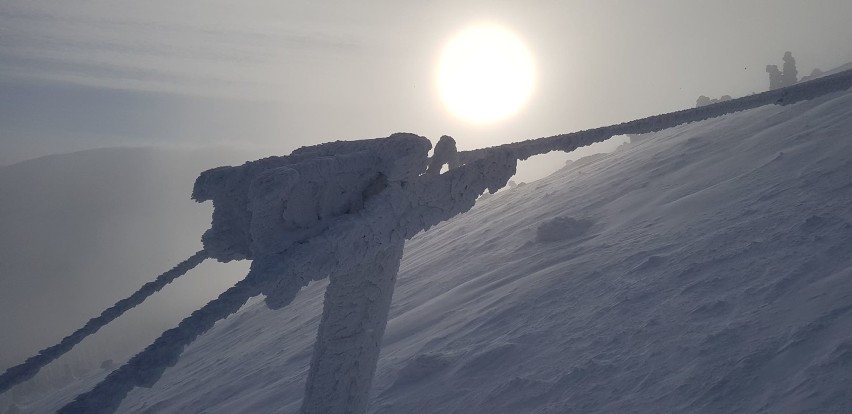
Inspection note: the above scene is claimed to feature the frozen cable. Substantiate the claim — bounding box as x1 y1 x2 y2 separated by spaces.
0 250 209 395
57 274 269 414
457 67 852 165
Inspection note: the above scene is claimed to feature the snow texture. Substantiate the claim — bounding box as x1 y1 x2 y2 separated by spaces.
42 65 852 413
535 216 593 243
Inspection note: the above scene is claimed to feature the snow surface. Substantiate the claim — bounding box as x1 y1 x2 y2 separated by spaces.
19 79 852 413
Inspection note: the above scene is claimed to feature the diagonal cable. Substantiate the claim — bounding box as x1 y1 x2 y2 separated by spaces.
57 275 270 414
0 250 208 395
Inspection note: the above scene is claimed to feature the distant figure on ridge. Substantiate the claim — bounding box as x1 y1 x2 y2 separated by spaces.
766 64 782 90
781 51 798 87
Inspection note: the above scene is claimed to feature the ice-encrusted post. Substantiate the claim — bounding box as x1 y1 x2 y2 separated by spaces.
187 133 516 414
301 237 405 414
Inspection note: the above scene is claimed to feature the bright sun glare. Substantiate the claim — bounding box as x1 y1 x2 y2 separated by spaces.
437 25 535 124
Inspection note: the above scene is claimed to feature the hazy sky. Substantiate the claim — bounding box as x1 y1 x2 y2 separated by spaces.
2 0 852 165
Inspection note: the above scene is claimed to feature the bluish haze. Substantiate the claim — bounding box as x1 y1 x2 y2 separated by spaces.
2 1 851 168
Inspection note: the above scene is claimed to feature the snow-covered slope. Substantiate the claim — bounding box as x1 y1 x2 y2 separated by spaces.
22 87 852 413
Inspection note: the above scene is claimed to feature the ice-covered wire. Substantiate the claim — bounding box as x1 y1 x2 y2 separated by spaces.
57 271 275 414
457 67 852 165
0 250 208 395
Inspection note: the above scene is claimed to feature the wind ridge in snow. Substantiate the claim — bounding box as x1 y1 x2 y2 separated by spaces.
0 250 208 396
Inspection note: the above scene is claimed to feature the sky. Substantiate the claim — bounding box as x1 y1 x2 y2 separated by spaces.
2 1 852 167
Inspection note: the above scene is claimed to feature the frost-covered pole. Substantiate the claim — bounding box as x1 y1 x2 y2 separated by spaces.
301 237 406 414
0 250 207 396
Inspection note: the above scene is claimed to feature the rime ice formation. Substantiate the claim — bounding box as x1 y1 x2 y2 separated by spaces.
230 134 516 414
51 66 852 413
191 134 432 262
425 135 460 175
60 133 518 414
192 132 514 414
301 241 406 414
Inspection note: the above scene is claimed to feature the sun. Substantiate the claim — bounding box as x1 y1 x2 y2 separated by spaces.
437 25 535 124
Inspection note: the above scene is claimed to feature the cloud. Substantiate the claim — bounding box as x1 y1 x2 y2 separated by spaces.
0 1 361 99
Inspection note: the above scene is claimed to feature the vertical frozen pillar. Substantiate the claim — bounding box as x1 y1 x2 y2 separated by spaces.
300 238 406 414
